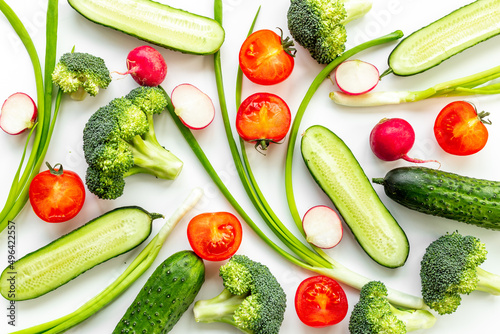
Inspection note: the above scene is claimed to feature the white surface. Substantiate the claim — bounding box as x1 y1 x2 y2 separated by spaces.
1 0 499 333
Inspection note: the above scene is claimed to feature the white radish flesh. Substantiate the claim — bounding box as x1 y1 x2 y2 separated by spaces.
334 59 379 95
302 205 343 249
0 92 37 135
171 84 215 130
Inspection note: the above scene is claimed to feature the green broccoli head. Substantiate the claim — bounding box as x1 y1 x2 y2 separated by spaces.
287 0 372 64
193 255 287 334
420 231 500 315
52 52 111 99
349 281 436 333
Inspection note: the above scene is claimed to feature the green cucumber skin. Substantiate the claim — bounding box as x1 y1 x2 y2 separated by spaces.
373 167 500 230
301 125 409 268
67 0 225 55
388 0 500 76
113 250 205 334
0 206 161 301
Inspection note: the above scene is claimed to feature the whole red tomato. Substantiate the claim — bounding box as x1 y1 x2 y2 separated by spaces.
239 29 295 85
29 162 86 223
434 101 491 156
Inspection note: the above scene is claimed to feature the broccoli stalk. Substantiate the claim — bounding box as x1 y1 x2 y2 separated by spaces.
287 0 372 64
420 231 500 315
193 255 287 334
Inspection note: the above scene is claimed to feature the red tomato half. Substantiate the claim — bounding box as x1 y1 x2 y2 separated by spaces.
29 163 86 223
239 29 295 85
434 101 490 156
236 92 291 151
187 212 243 261
295 275 348 328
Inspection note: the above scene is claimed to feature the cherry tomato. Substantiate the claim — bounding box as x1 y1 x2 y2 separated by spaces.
239 29 295 85
295 275 348 328
236 92 291 151
434 101 491 156
187 212 243 261
29 162 86 223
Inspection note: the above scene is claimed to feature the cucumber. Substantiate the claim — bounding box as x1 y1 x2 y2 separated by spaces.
67 0 225 55
301 125 409 268
373 166 500 230
0 206 162 301
113 250 205 334
386 0 500 76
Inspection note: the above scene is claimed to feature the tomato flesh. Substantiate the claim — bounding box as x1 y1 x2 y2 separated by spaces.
187 212 242 261
295 275 348 328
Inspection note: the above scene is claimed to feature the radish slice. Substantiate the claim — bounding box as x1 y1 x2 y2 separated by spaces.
171 84 215 130
302 205 343 249
334 59 379 95
0 92 37 135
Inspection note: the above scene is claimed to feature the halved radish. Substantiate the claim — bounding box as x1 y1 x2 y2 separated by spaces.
334 59 379 95
171 84 215 130
302 205 343 249
0 92 37 135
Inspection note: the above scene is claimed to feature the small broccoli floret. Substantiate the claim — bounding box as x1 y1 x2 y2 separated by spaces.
193 255 287 334
349 281 436 333
420 231 500 315
52 52 111 100
287 0 372 64
83 86 183 200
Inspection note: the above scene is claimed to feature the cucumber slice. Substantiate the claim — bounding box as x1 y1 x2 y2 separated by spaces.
301 125 409 268
387 0 500 76
0 206 162 301
67 0 225 55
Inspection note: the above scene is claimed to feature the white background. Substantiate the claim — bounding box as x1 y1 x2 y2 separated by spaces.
1 0 499 333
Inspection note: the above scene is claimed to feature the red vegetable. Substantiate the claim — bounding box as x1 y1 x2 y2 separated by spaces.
0 92 37 135
187 212 242 261
236 92 291 151
239 29 295 85
434 100 490 156
295 275 348 328
29 162 86 223
120 45 167 86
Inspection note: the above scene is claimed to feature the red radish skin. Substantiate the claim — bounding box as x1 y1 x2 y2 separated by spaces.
119 45 167 86
0 92 37 135
302 205 343 249
369 118 439 165
334 59 379 95
171 84 215 130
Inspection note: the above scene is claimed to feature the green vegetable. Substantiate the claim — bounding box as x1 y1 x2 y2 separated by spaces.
372 166 500 230
383 0 500 76
349 281 436 333
193 255 286 334
67 0 225 55
420 231 500 315
287 0 372 63
52 52 111 100
301 125 409 268
0 206 161 301
11 188 202 334
113 250 205 334
83 86 183 200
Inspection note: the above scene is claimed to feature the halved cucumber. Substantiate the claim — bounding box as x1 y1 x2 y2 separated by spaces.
67 0 225 55
0 206 162 301
301 125 409 268
387 0 500 76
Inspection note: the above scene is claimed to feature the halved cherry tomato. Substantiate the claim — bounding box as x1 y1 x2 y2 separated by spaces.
187 212 242 261
434 101 491 156
236 92 291 151
29 162 86 223
295 275 348 328
239 29 295 85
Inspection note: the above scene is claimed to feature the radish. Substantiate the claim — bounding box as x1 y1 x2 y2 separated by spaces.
0 92 37 135
334 59 379 95
369 118 439 164
302 205 343 249
171 84 215 130
119 45 167 86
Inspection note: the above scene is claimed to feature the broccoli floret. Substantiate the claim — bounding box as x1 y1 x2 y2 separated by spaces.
83 86 183 200
349 281 436 333
52 52 111 100
420 231 500 315
287 0 372 64
193 255 287 334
